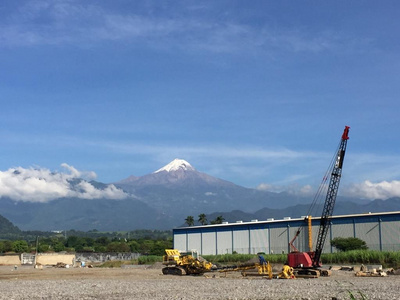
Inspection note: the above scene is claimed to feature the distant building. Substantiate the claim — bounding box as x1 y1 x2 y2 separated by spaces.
173 211 400 255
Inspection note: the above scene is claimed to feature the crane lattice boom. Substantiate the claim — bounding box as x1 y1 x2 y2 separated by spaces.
312 126 349 267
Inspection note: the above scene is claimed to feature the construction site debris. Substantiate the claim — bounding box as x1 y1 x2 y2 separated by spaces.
339 266 354 271
355 269 388 277
54 262 68 268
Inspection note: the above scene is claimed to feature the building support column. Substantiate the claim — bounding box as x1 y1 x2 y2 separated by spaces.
200 231 203 255
186 231 188 252
287 224 290 254
248 226 251 254
378 218 383 251
268 226 271 254
231 229 234 254
215 230 218 255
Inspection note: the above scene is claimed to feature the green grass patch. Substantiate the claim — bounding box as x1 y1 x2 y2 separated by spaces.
138 255 162 265
322 250 400 268
203 251 400 268
202 253 287 265
97 250 400 269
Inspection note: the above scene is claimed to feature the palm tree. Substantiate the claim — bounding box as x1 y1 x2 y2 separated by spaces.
210 215 225 225
185 216 194 226
198 213 207 225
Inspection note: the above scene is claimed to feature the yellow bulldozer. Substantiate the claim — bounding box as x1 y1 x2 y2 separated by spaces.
162 249 215 275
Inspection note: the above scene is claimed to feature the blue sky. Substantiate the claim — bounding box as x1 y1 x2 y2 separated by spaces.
1 0 400 201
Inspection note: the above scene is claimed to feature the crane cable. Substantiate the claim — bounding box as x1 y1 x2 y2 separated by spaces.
291 138 342 250
307 140 342 217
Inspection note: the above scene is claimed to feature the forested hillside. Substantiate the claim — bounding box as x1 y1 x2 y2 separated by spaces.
0 214 21 236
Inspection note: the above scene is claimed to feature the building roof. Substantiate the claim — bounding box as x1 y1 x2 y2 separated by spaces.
175 211 400 231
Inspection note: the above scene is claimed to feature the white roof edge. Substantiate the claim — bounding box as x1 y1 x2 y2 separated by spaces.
176 211 400 229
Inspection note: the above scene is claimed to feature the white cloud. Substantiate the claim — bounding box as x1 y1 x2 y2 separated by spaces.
0 0 358 55
60 163 97 180
205 192 217 196
90 140 313 161
256 183 275 192
256 182 314 196
0 164 127 203
343 180 400 200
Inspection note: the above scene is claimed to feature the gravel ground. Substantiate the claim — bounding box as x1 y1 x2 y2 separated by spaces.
0 265 399 300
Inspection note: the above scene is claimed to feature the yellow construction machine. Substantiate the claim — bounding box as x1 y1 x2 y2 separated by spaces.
218 255 274 278
162 249 215 275
162 250 295 279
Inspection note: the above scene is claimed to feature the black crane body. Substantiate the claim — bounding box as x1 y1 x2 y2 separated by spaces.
287 126 350 273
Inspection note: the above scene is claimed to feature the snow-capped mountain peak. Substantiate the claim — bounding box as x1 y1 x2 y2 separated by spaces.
154 159 195 173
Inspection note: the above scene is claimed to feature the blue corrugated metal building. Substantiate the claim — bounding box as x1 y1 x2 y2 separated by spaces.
173 211 400 255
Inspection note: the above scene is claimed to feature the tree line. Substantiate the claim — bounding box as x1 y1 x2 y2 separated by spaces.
0 230 173 256
184 213 224 226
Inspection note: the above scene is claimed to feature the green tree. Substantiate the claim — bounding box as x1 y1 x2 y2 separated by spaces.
331 237 368 252
150 240 168 256
185 216 195 226
2 240 13 252
106 242 130 252
66 236 92 252
128 240 140 253
12 240 29 253
81 246 95 252
198 213 207 225
94 236 110 252
38 243 51 253
139 240 155 254
94 245 106 252
95 236 110 246
210 215 224 225
53 242 65 252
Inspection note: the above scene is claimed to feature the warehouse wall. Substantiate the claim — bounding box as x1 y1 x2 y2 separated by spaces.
216 229 231 255
381 220 400 251
173 212 400 255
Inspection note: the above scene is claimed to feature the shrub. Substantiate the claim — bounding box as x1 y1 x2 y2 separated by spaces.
331 237 368 252
12 240 29 253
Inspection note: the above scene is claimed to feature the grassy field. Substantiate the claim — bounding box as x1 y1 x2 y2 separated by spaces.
96 250 400 268
204 250 400 268
322 250 400 268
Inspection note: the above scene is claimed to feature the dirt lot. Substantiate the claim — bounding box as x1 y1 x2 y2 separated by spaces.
0 265 399 300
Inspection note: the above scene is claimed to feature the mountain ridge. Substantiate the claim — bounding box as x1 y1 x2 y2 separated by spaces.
0 159 398 231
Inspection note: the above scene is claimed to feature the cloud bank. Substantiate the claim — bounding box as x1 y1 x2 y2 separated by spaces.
257 180 400 201
0 164 127 203
344 180 400 200
257 183 314 197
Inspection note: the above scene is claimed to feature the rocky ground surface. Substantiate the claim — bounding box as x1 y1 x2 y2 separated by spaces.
0 265 399 300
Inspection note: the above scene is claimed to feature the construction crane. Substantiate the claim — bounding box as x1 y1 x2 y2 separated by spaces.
288 126 350 276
